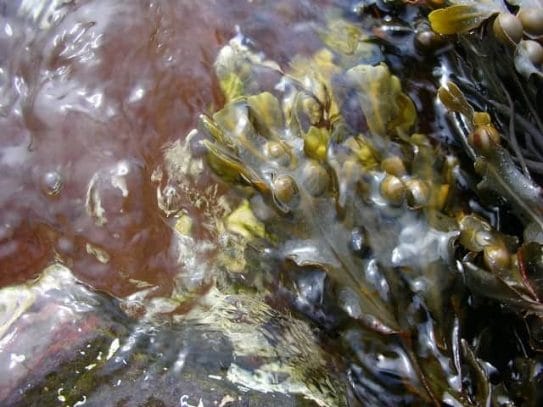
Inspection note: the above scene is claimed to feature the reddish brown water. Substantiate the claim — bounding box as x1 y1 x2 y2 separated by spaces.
0 0 336 296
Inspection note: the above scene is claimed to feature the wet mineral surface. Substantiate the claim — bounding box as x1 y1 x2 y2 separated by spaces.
1 0 543 406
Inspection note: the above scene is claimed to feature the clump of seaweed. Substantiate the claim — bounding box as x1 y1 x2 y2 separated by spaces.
192 7 543 404
426 0 543 178
428 0 543 80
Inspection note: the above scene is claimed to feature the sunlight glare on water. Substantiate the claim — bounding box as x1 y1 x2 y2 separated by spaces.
4 0 537 405
0 1 351 405
0 0 332 294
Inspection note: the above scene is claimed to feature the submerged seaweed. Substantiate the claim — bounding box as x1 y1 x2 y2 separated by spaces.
2 1 543 406
193 4 543 405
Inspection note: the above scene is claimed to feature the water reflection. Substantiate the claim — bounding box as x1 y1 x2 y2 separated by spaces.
0 0 351 405
0 264 345 405
3 0 540 405
0 0 333 294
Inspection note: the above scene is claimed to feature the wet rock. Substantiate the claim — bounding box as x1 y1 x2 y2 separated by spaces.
0 264 338 406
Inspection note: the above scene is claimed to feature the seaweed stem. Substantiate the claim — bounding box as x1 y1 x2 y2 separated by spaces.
498 80 531 178
512 71 543 141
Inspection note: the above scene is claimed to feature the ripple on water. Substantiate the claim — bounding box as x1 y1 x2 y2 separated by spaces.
0 0 332 295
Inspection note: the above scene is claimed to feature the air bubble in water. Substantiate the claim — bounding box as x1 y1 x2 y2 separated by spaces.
40 170 63 196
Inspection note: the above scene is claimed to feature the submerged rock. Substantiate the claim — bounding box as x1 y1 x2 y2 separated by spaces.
0 264 345 406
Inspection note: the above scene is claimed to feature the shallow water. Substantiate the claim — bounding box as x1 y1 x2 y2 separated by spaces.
0 1 354 405
2 0 543 406
0 0 338 295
